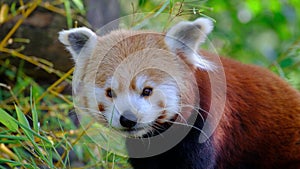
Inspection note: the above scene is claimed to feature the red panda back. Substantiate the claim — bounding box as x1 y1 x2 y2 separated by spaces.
58 18 300 169
210 56 300 168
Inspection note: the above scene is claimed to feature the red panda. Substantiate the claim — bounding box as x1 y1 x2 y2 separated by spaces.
58 18 300 169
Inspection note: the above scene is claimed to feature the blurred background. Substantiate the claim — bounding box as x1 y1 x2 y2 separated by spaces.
0 0 299 168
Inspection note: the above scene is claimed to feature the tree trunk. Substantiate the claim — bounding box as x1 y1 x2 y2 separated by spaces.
0 1 120 83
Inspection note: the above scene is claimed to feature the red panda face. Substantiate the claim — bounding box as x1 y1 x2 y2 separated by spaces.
90 33 190 137
95 69 181 137
58 18 215 137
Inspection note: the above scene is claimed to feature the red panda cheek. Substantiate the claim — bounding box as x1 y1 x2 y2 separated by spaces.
155 101 166 124
98 103 105 112
158 100 165 109
156 110 167 124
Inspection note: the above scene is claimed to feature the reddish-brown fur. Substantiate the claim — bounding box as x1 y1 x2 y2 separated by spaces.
197 51 300 168
59 25 300 168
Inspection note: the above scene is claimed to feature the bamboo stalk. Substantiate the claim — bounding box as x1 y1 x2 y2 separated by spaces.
36 67 74 103
0 0 41 48
54 120 94 168
0 143 19 161
0 48 65 77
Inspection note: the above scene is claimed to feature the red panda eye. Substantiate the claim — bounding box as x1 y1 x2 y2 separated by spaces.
141 87 153 97
106 88 115 98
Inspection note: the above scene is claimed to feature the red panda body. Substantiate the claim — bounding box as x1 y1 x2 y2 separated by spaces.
58 18 300 169
212 56 300 168
128 55 300 169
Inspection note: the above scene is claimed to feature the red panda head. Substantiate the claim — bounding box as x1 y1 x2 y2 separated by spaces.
58 18 215 137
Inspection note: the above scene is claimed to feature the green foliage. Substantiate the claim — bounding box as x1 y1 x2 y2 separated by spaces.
0 108 18 132
63 0 86 28
0 1 128 168
204 0 300 89
122 0 300 90
0 86 127 168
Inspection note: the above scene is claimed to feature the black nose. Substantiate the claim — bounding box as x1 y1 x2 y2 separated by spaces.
120 111 137 128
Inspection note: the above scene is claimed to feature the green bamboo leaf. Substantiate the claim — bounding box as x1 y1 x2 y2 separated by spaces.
0 134 26 140
0 108 18 132
72 0 85 15
10 119 52 145
63 0 73 28
10 2 17 15
154 1 169 17
280 58 294 68
169 0 174 9
139 0 146 6
15 105 33 140
30 87 39 133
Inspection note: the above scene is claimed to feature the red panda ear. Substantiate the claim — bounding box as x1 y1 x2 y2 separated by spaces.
165 18 215 70
58 27 97 63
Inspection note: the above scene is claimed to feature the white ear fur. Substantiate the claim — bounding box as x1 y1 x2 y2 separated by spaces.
58 27 97 63
165 18 215 70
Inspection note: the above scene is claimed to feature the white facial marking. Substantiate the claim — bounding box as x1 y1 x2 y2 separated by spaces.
95 74 180 136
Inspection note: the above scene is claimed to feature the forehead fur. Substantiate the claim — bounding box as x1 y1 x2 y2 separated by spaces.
59 18 214 87
89 30 186 88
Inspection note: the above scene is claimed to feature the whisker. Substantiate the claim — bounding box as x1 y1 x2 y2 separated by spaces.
171 108 205 125
147 131 152 149
164 120 210 141
179 104 212 117
73 106 107 123
74 105 102 114
178 104 211 123
152 127 165 139
154 125 166 132
174 112 188 124
142 126 152 149
152 124 166 134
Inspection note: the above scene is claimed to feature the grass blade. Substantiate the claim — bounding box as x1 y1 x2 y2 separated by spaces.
0 108 18 132
72 0 85 15
30 87 39 133
15 105 33 141
63 0 72 28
